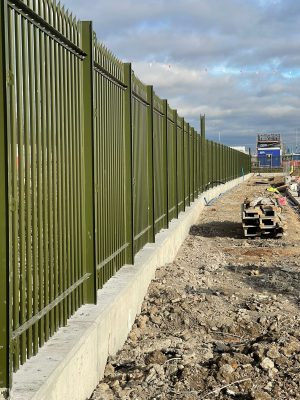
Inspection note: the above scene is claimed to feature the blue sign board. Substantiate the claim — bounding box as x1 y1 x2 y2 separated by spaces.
257 148 281 167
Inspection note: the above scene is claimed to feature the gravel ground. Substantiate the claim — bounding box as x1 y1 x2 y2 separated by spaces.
91 177 300 400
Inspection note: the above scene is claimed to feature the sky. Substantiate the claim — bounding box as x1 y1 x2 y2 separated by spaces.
62 0 300 152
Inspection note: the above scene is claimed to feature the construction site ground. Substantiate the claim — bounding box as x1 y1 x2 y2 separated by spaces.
91 176 300 400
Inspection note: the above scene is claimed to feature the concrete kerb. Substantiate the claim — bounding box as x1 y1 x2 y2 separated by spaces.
9 173 252 400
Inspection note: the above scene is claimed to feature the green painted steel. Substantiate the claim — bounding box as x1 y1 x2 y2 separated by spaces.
189 127 194 202
124 63 134 265
0 0 252 390
5 0 88 376
147 86 155 244
93 34 127 288
132 74 151 254
81 21 97 304
167 106 177 221
176 116 184 214
0 0 10 394
197 134 201 193
153 94 167 234
184 122 190 207
200 115 207 191
193 129 198 197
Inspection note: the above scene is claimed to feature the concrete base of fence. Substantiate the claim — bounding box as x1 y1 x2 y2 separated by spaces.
9 174 252 400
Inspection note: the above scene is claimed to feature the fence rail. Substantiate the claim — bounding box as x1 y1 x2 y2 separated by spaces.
0 0 251 394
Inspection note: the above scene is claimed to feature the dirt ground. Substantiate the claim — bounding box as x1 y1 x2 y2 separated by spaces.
91 176 300 400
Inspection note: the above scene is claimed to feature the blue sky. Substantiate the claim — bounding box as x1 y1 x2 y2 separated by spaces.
62 0 300 152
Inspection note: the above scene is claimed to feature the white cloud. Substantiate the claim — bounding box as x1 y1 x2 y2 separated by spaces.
61 0 300 150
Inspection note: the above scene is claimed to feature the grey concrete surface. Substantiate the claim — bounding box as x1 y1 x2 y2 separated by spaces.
9 174 251 400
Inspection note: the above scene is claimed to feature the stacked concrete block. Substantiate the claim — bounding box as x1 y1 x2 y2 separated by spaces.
242 197 284 238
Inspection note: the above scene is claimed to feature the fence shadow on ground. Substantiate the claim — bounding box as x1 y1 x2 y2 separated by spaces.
189 221 244 239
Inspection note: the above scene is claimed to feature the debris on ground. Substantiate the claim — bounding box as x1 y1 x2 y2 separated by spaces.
91 176 300 400
286 176 300 198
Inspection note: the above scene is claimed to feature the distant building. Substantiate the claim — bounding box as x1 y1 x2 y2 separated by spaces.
256 133 282 168
230 146 248 154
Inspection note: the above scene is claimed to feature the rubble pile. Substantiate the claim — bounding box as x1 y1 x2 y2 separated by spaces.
242 197 285 238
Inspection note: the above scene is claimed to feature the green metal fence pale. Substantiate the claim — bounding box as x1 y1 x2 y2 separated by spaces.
189 126 194 201
200 115 207 191
93 36 127 287
163 100 169 227
194 130 198 196
81 21 97 304
173 109 179 219
176 115 184 214
0 0 11 393
124 63 134 264
181 117 185 211
147 85 155 243
166 104 177 222
132 73 151 254
184 121 190 207
153 93 167 234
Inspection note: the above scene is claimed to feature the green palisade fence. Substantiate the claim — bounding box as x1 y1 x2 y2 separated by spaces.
132 74 152 254
184 121 190 207
93 34 127 288
0 0 251 393
167 106 177 222
176 116 184 214
153 94 167 234
189 127 194 201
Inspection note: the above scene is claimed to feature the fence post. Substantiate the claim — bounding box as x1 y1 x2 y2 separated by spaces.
147 86 155 243
162 100 169 228
220 144 223 183
81 21 97 302
182 118 186 210
198 133 201 193
222 145 225 182
215 142 219 186
186 123 190 205
231 149 234 179
249 148 252 174
215 142 218 184
193 130 197 196
225 147 227 181
229 148 231 179
190 127 194 201
173 110 178 218
212 142 215 187
200 115 206 191
0 0 11 395
124 64 134 264
216 143 219 183
223 145 225 181
229 147 231 180
224 146 229 182
216 143 219 184
231 148 234 179
227 147 230 181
